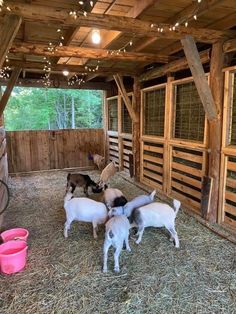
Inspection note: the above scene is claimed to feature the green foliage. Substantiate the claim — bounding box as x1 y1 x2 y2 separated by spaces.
4 87 103 131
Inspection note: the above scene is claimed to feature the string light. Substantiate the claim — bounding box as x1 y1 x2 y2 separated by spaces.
69 0 94 19
149 0 203 32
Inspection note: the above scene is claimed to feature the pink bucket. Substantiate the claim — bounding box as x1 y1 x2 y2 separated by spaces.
1 228 29 242
0 240 28 274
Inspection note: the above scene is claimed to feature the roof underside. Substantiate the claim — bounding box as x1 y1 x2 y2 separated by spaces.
1 0 236 88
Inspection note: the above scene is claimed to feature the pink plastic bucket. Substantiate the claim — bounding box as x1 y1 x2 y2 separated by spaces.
1 228 29 242
0 240 28 274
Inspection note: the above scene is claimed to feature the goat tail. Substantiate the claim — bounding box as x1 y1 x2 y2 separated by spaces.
107 229 114 240
149 189 156 201
173 199 181 216
67 173 71 182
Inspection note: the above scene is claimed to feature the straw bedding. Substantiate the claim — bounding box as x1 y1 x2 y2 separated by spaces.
0 170 235 314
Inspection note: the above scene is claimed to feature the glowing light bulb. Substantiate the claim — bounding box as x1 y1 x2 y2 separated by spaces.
91 29 101 44
62 70 69 76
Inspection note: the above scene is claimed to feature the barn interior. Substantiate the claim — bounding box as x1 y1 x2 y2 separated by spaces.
0 0 236 312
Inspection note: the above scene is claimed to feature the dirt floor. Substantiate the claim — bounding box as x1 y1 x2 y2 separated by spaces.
0 170 235 314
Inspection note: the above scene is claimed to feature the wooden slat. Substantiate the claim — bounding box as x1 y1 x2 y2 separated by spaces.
143 144 163 154
109 137 119 143
223 216 236 229
141 176 162 191
109 144 119 151
123 148 132 155
143 154 163 165
143 169 163 183
227 161 236 172
172 171 202 189
123 140 132 147
171 190 200 211
172 150 202 164
224 203 236 217
172 161 202 178
225 191 236 204
172 180 201 199
226 178 236 189
143 161 163 174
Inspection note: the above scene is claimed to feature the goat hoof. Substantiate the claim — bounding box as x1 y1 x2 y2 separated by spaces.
126 248 131 252
103 268 108 273
114 268 120 273
135 240 141 245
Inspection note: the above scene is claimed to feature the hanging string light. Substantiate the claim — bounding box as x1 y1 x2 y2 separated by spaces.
149 0 204 31
69 0 94 19
107 34 136 56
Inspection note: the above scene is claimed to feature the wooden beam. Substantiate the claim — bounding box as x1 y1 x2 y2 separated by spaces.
140 48 210 82
133 76 141 180
0 15 22 68
208 40 224 223
4 2 235 42
0 68 21 116
113 74 138 123
223 38 236 53
0 77 111 90
7 60 139 76
181 36 217 120
9 43 171 63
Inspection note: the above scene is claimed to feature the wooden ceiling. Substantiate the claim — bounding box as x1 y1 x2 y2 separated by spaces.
0 0 236 87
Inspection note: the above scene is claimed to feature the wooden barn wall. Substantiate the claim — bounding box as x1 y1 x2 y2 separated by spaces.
219 67 236 231
140 77 208 216
0 127 8 228
6 129 105 173
106 93 133 176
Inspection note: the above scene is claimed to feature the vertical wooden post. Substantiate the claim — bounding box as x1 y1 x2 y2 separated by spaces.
0 86 4 126
103 90 109 163
208 40 224 223
133 76 141 181
164 75 174 195
117 93 123 171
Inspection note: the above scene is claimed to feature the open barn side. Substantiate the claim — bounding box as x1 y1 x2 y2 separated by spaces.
0 170 235 314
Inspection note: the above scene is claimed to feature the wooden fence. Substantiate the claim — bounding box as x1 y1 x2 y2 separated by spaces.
0 127 8 228
6 129 105 173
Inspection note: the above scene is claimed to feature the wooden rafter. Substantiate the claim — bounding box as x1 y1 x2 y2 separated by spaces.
9 43 171 63
181 35 217 120
0 68 21 115
140 49 211 82
3 3 235 43
0 78 110 90
7 60 140 76
0 14 22 68
223 38 236 53
113 74 138 123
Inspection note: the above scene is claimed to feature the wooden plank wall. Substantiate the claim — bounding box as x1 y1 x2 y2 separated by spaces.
6 129 105 173
0 127 8 228
218 68 236 231
106 93 133 176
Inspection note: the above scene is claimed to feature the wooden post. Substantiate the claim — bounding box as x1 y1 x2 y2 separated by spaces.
181 35 217 120
164 75 174 195
0 86 4 126
0 68 22 116
0 15 22 68
133 77 141 181
208 41 224 223
103 90 109 164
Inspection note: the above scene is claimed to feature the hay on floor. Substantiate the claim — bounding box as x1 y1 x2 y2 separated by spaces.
0 170 235 314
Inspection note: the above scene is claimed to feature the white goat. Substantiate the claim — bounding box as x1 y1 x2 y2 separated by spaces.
108 190 156 218
103 215 131 273
132 199 181 248
64 190 108 239
104 187 125 207
99 161 118 187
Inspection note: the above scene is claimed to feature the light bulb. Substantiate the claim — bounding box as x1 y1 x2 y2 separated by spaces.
91 29 101 44
62 70 69 76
